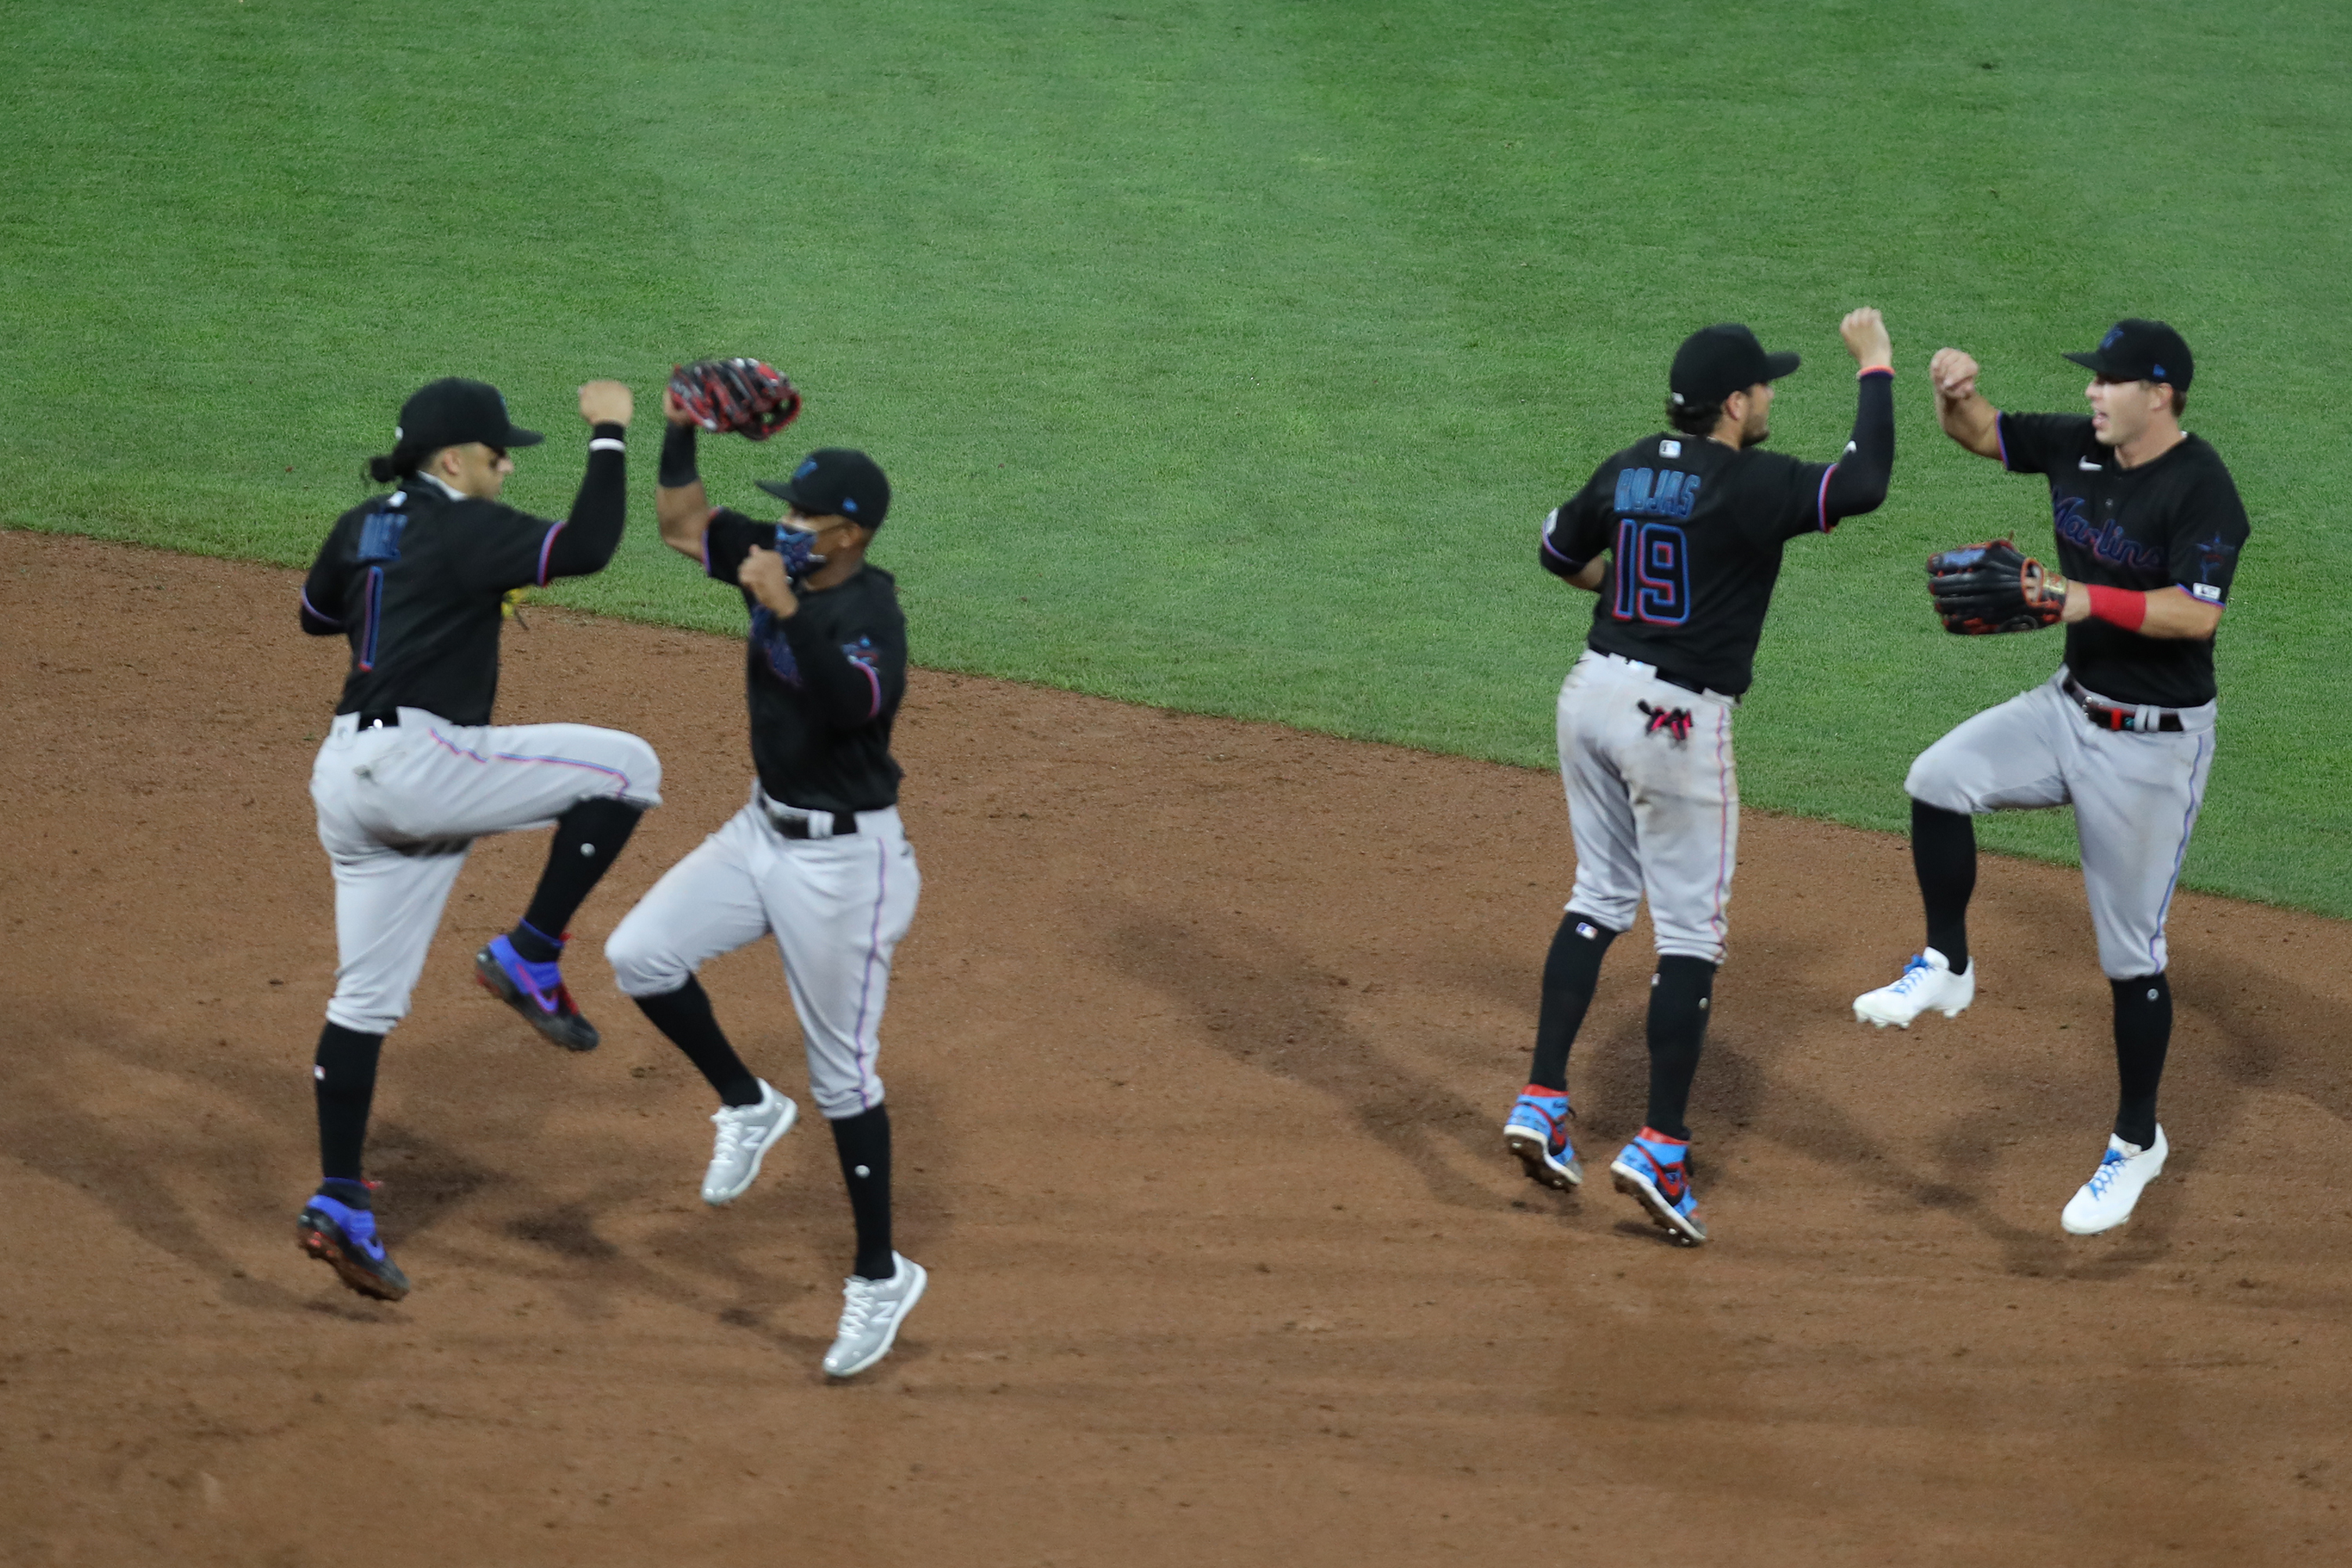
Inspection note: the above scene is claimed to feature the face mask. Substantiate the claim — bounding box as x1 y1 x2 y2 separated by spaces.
775 523 826 582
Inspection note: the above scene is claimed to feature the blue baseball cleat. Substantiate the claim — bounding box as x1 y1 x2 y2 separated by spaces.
1503 1086 1581 1189
1609 1128 1708 1245
474 931 599 1051
296 1185 412 1301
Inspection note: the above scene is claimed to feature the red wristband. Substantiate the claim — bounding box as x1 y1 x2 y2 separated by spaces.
2085 583 2147 631
1857 364 1894 378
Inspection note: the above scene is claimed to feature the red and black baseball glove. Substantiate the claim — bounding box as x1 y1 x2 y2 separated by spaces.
668 358 802 441
1926 539 2067 635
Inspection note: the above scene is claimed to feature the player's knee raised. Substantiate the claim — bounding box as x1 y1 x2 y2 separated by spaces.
603 916 683 997
614 731 662 802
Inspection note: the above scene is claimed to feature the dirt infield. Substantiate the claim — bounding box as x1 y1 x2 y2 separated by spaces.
2 528 2346 1566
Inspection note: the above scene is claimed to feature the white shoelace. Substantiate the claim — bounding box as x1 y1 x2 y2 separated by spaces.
838 1278 887 1332
711 1102 768 1159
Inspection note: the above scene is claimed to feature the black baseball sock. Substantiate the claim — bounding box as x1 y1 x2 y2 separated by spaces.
1529 912 1621 1092
829 1107 895 1281
314 1023 385 1183
1642 957 1717 1142
2112 973 2172 1149
633 979 761 1107
510 798 644 962
1911 800 1975 972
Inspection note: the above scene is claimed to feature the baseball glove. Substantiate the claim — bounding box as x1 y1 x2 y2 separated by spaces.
1927 539 2068 635
669 358 803 441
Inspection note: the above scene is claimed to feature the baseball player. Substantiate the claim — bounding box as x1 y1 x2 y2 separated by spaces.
294 376 663 1301
1853 319 2249 1236
603 394 923 1377
1503 310 1896 1244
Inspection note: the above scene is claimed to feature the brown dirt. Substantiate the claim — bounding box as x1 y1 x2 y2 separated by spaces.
2 528 2347 1566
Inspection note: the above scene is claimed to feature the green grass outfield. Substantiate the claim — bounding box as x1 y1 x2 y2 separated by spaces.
5 1 2346 916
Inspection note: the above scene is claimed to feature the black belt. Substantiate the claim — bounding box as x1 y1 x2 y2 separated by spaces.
765 805 858 839
2063 677 2185 733
356 709 400 730
1590 643 1710 696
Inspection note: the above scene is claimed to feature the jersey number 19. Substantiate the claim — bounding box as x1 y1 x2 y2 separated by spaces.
1611 519 1690 626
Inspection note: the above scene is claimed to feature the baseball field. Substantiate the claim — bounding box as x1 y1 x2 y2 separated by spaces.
3 2 2350 1563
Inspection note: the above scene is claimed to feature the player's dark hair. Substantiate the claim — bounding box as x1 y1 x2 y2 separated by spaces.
1667 397 1722 437
2161 383 2187 417
365 441 426 484
363 441 430 485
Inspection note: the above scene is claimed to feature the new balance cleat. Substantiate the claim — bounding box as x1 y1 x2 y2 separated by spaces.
1503 1085 1581 1189
823 1254 928 1378
296 1186 411 1301
474 932 599 1051
1609 1128 1708 1245
2060 1126 2169 1236
1853 947 1975 1029
702 1080 799 1206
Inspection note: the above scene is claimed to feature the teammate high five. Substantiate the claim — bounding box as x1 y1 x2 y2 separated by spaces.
604 394 925 1377
1853 320 2249 1236
295 376 662 1301
1504 311 1896 1244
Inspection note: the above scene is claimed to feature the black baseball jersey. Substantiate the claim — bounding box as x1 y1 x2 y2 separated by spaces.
1542 371 1894 695
704 510 908 814
1996 413 2249 709
299 430 627 724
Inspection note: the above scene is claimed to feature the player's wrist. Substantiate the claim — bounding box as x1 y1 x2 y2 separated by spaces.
588 420 626 454
1856 363 1893 379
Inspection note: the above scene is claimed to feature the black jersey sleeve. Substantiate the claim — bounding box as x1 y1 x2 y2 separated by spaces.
299 513 355 634
1995 412 2093 476
1814 368 1895 528
448 425 630 594
777 585 908 729
701 509 772 586
539 423 629 579
2167 463 2252 608
1759 369 1897 541
1539 465 1615 578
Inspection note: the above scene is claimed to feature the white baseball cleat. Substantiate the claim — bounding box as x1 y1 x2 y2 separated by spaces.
702 1080 798 1205
1853 947 1975 1028
824 1254 928 1377
2060 1127 2169 1236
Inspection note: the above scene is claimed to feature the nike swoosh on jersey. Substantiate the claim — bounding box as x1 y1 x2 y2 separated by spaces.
2078 458 2103 471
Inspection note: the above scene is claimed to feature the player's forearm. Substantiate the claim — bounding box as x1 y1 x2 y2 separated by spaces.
655 423 713 554
1821 369 1896 518
2060 582 2223 641
541 423 630 578
1938 394 2002 459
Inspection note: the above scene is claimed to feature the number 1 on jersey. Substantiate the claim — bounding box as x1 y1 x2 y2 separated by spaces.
1612 519 1690 625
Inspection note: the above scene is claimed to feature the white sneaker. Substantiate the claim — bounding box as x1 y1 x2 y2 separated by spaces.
701 1080 797 1206
1853 947 1975 1028
2060 1127 2169 1236
823 1254 928 1377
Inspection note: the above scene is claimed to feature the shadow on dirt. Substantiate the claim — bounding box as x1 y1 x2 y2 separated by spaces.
1101 908 1520 1212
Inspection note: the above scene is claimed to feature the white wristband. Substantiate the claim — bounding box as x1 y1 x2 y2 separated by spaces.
589 437 626 453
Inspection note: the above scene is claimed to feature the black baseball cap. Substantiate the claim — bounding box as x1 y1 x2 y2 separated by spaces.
757 448 891 528
2063 318 2193 394
396 378 543 452
1669 323 1802 408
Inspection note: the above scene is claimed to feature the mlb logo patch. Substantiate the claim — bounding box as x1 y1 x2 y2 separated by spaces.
1659 440 1682 459
2190 582 2222 602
